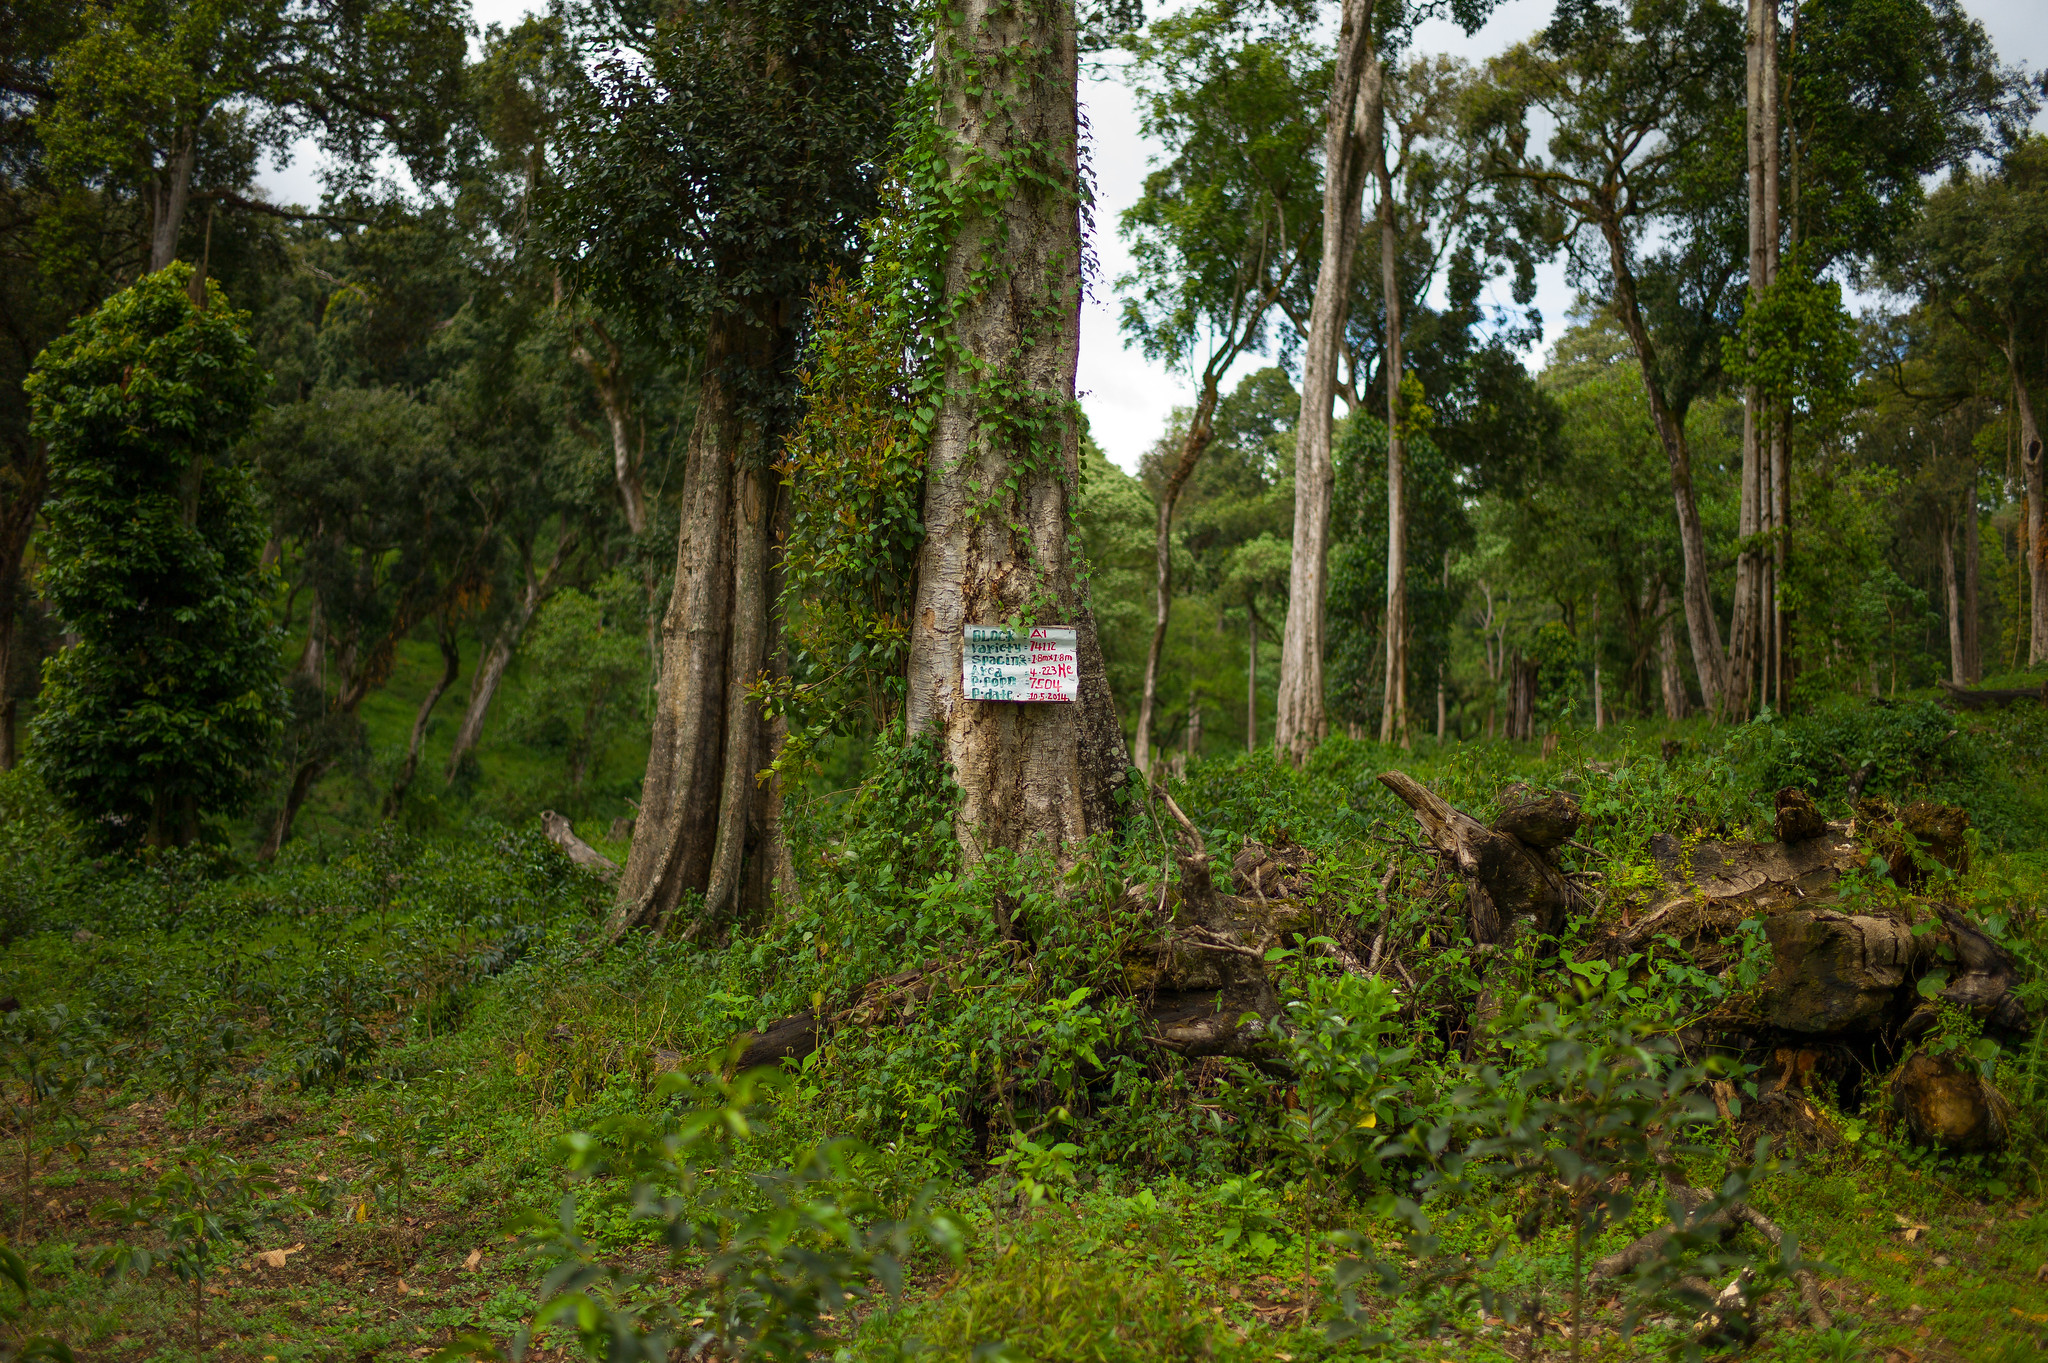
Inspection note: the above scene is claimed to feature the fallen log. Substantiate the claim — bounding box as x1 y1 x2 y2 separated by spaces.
1937 678 2048 710
541 810 621 884
1376 771 1570 941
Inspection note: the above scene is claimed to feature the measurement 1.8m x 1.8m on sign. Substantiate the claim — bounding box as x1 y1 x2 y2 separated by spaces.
961 625 1078 702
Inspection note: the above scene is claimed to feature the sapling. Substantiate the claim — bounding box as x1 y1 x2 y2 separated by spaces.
0 1243 77 1361
0 1004 99 1242
95 1147 288 1359
159 992 249 1132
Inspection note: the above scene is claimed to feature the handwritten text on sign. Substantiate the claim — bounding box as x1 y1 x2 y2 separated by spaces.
962 625 1078 702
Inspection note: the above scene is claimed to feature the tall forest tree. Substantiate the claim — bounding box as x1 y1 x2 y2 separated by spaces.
904 0 1131 855
1117 0 1320 776
557 0 911 939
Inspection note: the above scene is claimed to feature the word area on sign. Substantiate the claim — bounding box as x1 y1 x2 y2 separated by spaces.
961 625 1078 702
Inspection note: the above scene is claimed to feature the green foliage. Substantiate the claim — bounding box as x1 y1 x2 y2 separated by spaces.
509 570 648 796
0 1004 102 1243
444 1071 960 1363
24 264 283 849
94 1147 292 1358
1722 250 1858 422
0 1243 76 1362
769 272 929 767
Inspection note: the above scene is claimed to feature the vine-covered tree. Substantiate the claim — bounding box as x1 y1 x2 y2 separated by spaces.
23 264 282 848
902 0 1135 857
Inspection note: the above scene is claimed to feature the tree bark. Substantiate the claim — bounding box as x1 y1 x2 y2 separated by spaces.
149 130 198 273
901 0 1126 862
1367 52 1408 750
1731 0 1774 719
696 462 771 935
1506 655 1538 742
1601 222 1729 714
614 311 774 933
386 616 461 816
2014 368 2046 666
1134 381 1219 779
1942 507 1965 686
1277 0 1378 765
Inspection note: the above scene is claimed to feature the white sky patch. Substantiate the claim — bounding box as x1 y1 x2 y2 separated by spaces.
257 0 2048 474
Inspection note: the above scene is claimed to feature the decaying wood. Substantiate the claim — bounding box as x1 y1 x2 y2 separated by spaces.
1937 678 2048 710
540 810 620 883
1376 771 1569 941
1731 1204 1833 1331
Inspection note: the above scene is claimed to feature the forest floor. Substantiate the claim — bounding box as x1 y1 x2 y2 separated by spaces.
4 682 2047 1362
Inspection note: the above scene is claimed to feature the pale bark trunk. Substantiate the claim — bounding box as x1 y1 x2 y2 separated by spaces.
1134 383 1219 779
1761 1 1785 709
1592 589 1605 731
1601 222 1728 714
386 619 461 816
1277 0 1378 764
442 537 573 783
1731 0 1771 717
902 0 1125 861
1368 52 1408 750
1942 507 1965 686
570 319 649 536
149 131 198 273
615 312 762 931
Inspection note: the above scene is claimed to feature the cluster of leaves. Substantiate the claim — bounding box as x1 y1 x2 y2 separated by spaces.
442 1070 962 1362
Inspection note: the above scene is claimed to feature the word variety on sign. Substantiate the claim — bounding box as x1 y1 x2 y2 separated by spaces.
962 625 1078 702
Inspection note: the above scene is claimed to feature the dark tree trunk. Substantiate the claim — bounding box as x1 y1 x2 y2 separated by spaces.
0 439 46 771
1506 655 1538 742
1135 380 1219 778
1961 470 1982 683
386 617 461 816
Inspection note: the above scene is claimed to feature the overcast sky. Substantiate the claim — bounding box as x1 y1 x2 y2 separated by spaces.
262 0 2047 473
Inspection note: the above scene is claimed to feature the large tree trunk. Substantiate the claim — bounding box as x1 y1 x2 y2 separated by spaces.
149 130 198 273
1657 580 1687 720
1134 380 1219 779
1276 0 1378 765
902 0 1126 861
1367 52 1408 750
1601 223 1729 715
1730 0 1776 719
698 462 772 934
614 311 776 934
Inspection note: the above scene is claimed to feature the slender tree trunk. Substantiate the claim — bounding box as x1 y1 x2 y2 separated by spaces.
902 0 1126 860
614 311 767 933
1731 0 1773 718
1962 469 1982 684
1278 0 1378 764
1591 588 1605 732
1657 581 1686 720
1601 222 1728 714
1940 506 1965 685
1762 1 1786 710
443 538 574 782
1134 382 1219 779
149 131 198 273
1367 52 1408 750
386 619 461 816
570 318 650 536
1506 656 1537 742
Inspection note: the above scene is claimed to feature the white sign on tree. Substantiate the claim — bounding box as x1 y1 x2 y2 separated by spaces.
962 625 1078 702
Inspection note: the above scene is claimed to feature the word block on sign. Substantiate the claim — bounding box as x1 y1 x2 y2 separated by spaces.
961 625 1078 702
